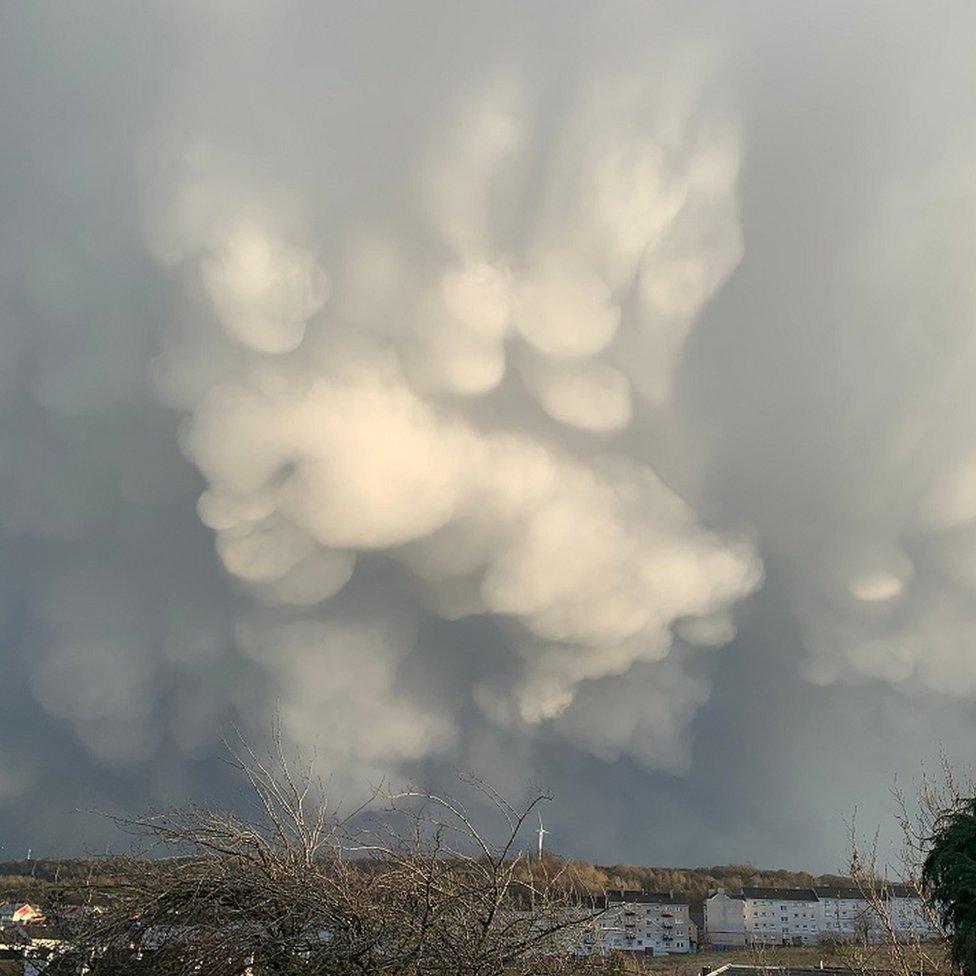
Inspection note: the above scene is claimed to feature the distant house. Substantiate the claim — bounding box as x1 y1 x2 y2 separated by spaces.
10 907 44 926
0 905 46 929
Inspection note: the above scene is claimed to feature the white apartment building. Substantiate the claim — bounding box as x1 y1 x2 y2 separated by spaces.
815 886 879 940
887 884 938 939
817 884 938 942
706 885 937 948
581 891 692 956
741 887 821 946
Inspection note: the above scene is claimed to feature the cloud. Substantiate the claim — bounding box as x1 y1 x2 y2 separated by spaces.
201 220 331 354
519 355 632 433
142 44 759 779
5 0 976 872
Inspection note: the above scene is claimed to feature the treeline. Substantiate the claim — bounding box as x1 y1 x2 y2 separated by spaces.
0 856 850 911
0 858 141 905
0 858 135 883
560 860 849 908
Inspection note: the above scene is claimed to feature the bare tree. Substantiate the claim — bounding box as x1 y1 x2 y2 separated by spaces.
845 749 973 976
49 732 607 976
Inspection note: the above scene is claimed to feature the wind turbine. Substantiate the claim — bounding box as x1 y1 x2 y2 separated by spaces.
537 812 549 860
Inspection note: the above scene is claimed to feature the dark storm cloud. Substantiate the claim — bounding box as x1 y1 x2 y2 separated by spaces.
1 0 975 871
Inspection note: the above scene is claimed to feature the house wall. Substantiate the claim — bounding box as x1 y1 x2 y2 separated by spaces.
818 895 877 940
706 889 939 948
743 896 821 945
704 891 748 948
586 897 692 956
889 895 938 939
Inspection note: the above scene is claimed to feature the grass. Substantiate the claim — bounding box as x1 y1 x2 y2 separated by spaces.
616 943 951 976
641 946 838 976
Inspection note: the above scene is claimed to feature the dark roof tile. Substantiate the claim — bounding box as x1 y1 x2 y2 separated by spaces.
740 887 818 901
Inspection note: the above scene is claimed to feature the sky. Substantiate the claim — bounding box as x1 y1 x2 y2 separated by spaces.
2 0 976 872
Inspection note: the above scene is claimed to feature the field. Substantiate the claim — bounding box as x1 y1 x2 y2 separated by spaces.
642 946 846 976
634 943 951 976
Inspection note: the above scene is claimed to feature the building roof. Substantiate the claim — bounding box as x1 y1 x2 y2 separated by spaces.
814 883 921 901
580 895 607 910
605 890 685 905
813 887 867 900
740 887 818 901
888 883 919 899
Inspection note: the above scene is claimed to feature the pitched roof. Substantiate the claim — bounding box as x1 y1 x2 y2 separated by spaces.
815 883 921 900
10 906 43 924
605 890 685 905
814 886 867 900
740 887 818 901
888 883 919 899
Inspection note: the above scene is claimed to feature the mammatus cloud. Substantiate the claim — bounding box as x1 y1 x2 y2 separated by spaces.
748 160 976 703
6 1 976 870
149 60 760 773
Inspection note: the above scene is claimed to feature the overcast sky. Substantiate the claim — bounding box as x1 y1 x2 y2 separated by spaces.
2 0 976 872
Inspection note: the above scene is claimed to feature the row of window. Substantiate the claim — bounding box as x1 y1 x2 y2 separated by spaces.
750 910 816 919
752 922 814 930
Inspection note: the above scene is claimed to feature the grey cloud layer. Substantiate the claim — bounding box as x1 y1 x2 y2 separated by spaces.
1 0 975 869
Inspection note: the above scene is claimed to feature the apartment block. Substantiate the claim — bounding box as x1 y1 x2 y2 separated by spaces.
705 885 937 948
581 891 692 956
741 887 821 946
